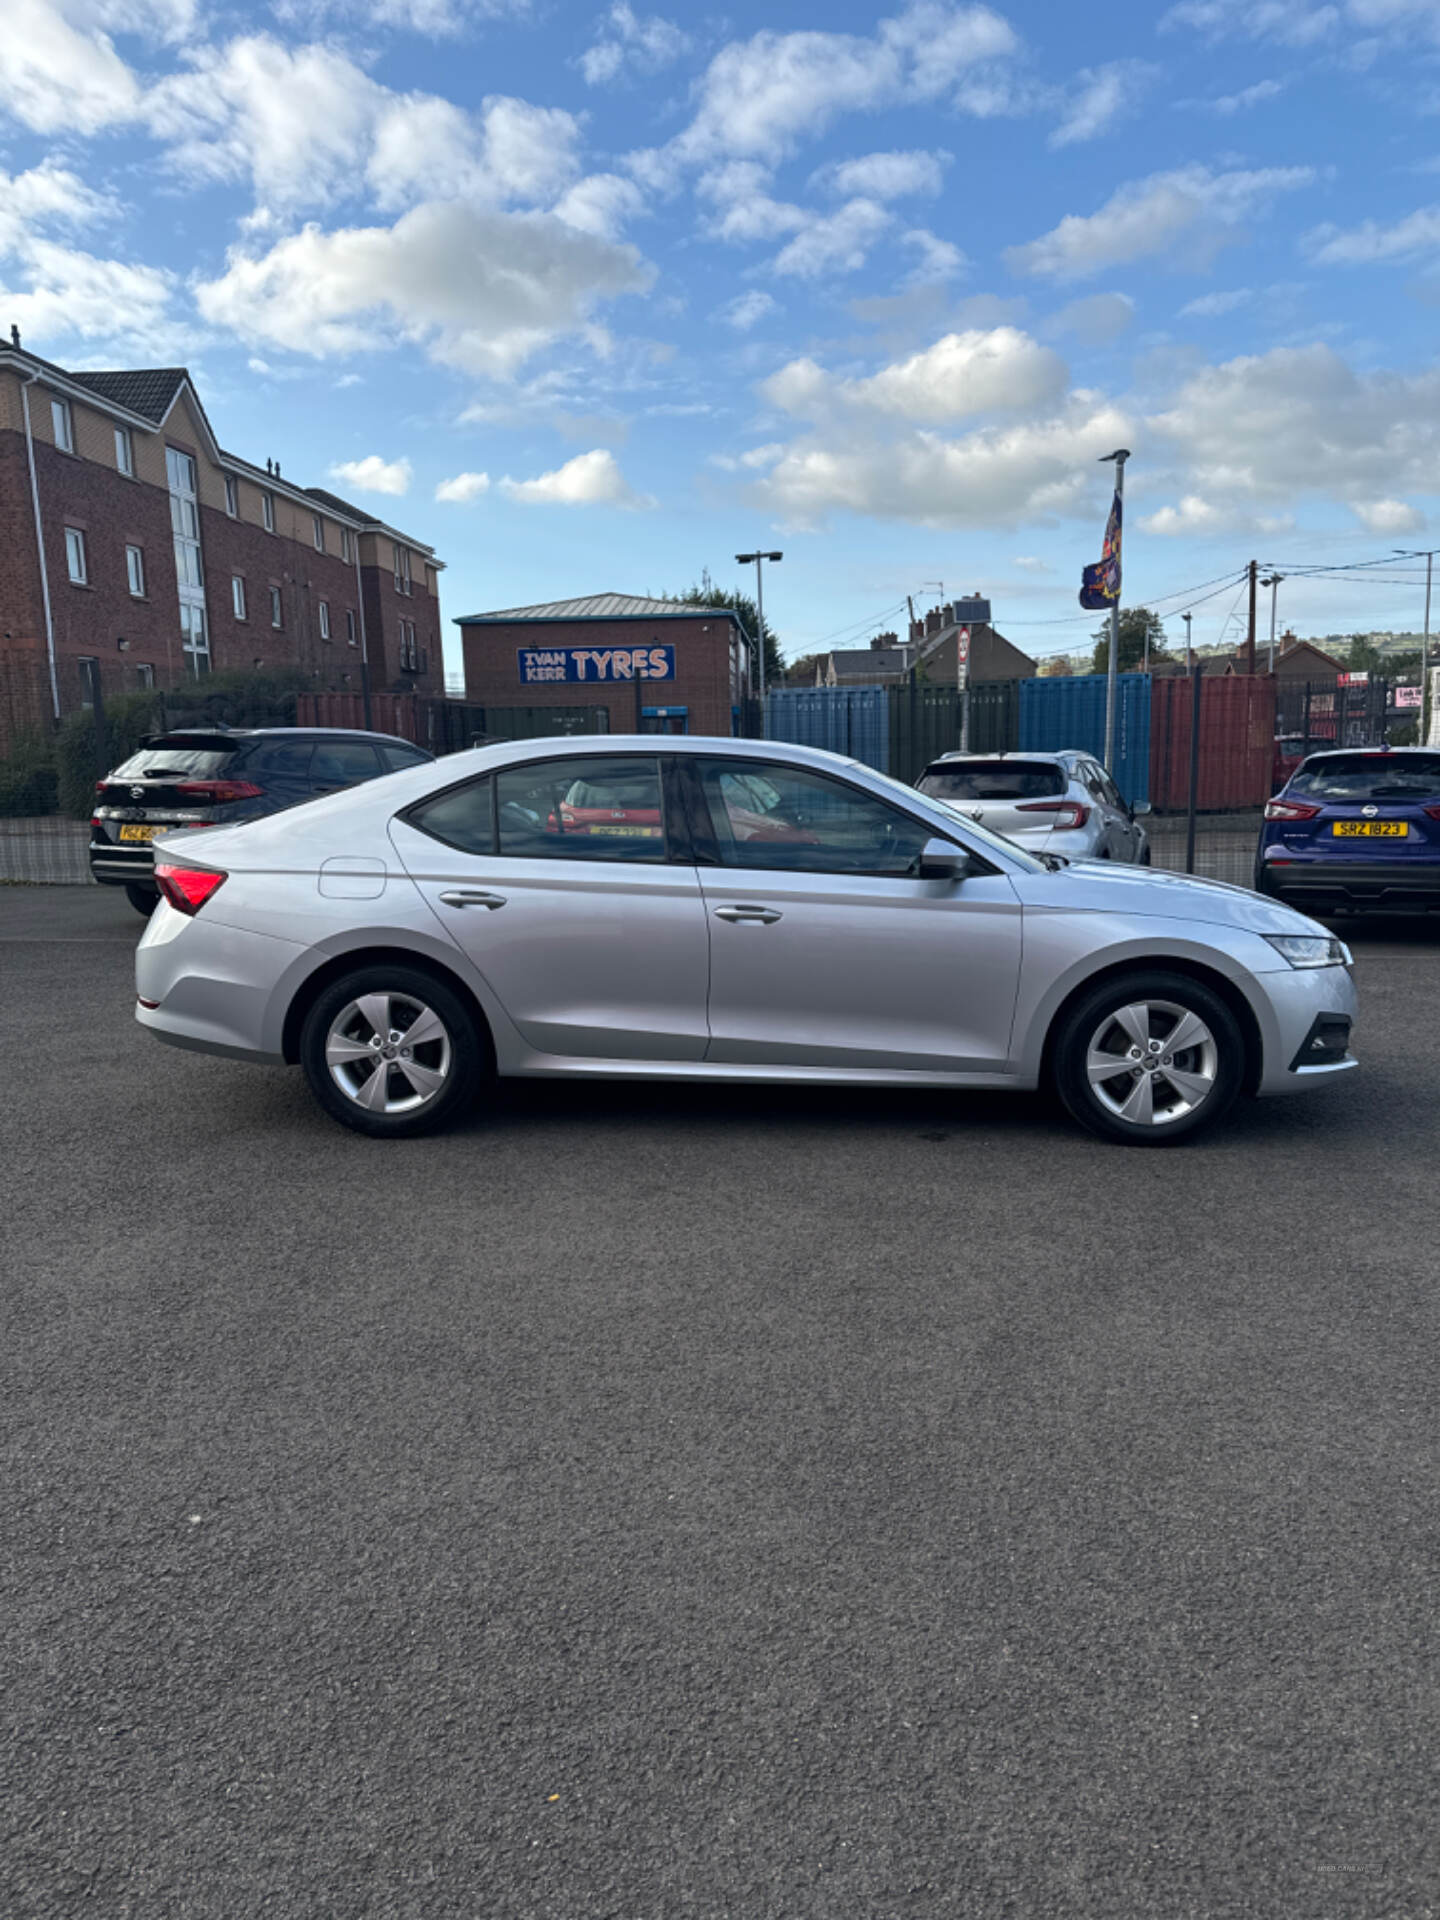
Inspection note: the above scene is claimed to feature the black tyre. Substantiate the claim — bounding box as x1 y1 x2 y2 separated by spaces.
299 965 486 1138
1053 969 1245 1147
125 883 158 917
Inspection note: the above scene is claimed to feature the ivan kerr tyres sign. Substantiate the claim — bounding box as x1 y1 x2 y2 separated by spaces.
518 645 676 685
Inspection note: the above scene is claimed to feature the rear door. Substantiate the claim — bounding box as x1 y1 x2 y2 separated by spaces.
391 752 711 1062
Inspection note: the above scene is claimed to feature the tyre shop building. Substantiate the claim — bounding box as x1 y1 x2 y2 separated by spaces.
455 593 754 736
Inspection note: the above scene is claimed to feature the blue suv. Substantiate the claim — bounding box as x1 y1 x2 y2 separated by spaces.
1256 746 1440 914
91 726 434 914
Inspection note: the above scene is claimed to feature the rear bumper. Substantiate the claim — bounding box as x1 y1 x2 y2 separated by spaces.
1259 858 1440 912
135 903 306 1064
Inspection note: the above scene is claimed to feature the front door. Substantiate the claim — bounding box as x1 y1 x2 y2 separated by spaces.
688 758 1024 1074
390 752 710 1061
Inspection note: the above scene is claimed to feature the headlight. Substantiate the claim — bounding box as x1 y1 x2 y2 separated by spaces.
1264 934 1352 969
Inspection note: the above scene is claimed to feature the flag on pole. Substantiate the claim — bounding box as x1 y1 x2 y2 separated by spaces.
1079 489 1122 610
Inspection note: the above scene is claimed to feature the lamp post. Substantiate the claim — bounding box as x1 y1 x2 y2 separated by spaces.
1394 548 1436 746
1098 448 1130 774
735 550 782 705
1260 573 1284 672
1182 610 1193 670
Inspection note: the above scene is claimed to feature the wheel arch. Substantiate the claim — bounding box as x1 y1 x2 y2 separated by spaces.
1038 955 1265 1099
282 945 496 1069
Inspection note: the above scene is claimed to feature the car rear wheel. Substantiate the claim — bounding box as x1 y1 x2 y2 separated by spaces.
1053 970 1244 1146
125 883 158 917
300 967 484 1137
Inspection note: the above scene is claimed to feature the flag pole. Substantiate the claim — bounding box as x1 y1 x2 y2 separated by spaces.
1101 449 1130 774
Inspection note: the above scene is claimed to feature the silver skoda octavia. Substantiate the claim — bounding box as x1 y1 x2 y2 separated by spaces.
135 736 1358 1147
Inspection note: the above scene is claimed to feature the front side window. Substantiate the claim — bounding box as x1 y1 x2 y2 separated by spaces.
695 759 934 875
269 586 283 629
318 600 330 640
51 398 74 453
262 490 275 533
126 545 145 597
65 527 87 584
115 427 134 475
495 756 668 862
232 575 247 620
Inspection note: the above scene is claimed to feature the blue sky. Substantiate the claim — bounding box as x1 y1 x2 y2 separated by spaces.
6 0 1440 679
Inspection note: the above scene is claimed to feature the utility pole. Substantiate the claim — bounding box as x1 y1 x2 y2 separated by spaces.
1182 610 1193 670
1242 560 1258 673
1394 548 1436 747
735 549 782 706
1260 573 1284 672
1099 448 1130 773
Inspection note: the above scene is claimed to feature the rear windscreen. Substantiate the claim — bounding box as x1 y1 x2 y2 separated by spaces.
916 761 1065 801
1289 754 1440 800
111 742 240 778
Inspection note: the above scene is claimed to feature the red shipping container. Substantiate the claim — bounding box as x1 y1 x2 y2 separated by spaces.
1149 674 1276 812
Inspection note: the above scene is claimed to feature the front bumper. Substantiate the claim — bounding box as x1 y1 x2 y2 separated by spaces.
1254 959 1359 1097
1259 857 1440 913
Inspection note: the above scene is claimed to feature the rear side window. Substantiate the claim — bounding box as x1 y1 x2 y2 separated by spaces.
1290 754 1440 800
917 760 1064 801
111 742 238 778
496 756 668 861
241 740 314 777
311 740 381 786
380 744 430 772
409 779 495 855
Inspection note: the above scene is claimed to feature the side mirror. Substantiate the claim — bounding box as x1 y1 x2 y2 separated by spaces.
917 838 971 882
1131 800 1152 816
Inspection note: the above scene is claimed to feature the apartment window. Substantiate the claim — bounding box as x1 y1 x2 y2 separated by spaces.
393 542 411 595
77 657 99 707
115 427 134 476
51 398 74 453
318 600 331 641
232 575 247 620
126 545 145 597
269 586 283 629
345 607 357 645
312 513 325 552
224 474 238 517
262 490 275 533
133 664 155 689
181 603 210 677
340 527 353 563
65 527 88 585
165 446 197 495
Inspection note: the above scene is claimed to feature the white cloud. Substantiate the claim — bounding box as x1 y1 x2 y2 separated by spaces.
330 454 413 495
0 0 190 135
0 241 181 353
1350 497 1426 532
1304 205 1440 264
435 470 491 501
663 2 1019 167
719 289 779 330
901 228 968 283
772 198 891 277
1006 164 1315 280
0 160 115 252
812 149 949 200
1044 291 1135 344
697 163 808 243
1049 61 1156 147
581 3 688 85
500 447 653 506
553 173 647 239
1162 0 1440 45
763 327 1069 422
1180 287 1254 315
1012 555 1052 571
1138 493 1238 535
194 201 654 376
368 93 583 213
1207 77 1286 111
279 0 528 29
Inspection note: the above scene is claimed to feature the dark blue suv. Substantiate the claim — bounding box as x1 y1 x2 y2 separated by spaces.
1256 747 1440 914
91 726 434 914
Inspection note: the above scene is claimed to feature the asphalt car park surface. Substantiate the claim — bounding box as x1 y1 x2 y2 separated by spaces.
4 887 1440 1919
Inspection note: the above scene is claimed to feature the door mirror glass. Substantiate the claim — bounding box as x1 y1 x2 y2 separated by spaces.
1131 799 1152 816
917 839 971 882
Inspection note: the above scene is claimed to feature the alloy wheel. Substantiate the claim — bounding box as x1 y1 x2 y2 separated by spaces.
1085 998 1218 1127
324 991 453 1116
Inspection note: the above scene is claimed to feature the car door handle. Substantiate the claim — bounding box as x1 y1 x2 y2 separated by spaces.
438 889 507 910
713 904 782 924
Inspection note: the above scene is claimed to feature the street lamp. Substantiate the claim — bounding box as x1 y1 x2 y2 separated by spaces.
735 550 782 704
1394 548 1437 746
1182 610 1192 670
1259 573 1284 672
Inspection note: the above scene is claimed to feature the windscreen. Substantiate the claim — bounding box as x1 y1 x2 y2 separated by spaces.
916 761 1065 801
1289 753 1440 800
111 740 240 778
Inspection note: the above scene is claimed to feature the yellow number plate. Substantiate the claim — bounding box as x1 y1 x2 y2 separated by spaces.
587 824 661 837
118 823 168 842
1333 821 1407 837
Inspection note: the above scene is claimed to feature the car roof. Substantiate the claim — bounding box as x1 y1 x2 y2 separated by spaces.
146 726 425 748
924 749 1081 766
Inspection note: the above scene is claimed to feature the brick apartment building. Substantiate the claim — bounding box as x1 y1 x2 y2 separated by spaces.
457 594 755 735
0 331 445 745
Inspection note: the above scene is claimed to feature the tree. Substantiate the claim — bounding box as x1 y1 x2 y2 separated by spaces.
783 651 829 686
1091 607 1168 675
1037 653 1073 677
662 568 783 687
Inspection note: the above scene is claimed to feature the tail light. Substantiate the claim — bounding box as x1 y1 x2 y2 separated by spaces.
1016 800 1091 830
95 779 106 794
154 863 226 915
174 780 263 803
1424 806 1440 821
1265 799 1321 822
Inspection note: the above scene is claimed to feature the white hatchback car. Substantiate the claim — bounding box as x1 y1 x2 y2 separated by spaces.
915 750 1150 864
135 735 1356 1146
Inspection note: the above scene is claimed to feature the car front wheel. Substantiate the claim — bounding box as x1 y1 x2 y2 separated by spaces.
299 966 484 1137
1053 969 1245 1146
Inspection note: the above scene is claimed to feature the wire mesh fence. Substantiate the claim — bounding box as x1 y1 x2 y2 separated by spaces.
0 819 92 885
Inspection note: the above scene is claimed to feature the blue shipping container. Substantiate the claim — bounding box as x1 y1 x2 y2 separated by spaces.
1019 673 1150 808
764 687 890 772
